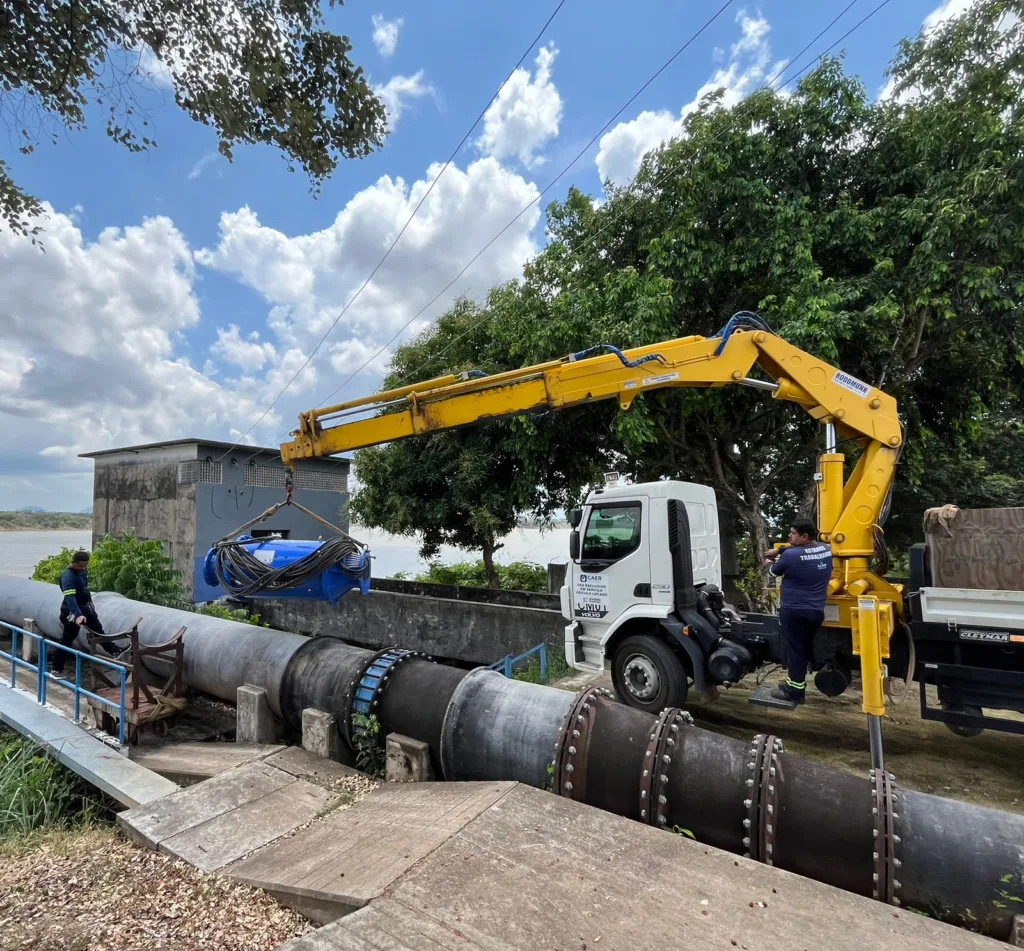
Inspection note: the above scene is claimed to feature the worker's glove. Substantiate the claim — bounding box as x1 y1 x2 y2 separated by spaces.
75 615 87 626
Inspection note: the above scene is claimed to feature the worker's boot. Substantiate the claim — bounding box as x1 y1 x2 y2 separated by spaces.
769 681 805 705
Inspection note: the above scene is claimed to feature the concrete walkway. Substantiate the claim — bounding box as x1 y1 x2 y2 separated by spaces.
270 783 997 951
0 682 178 808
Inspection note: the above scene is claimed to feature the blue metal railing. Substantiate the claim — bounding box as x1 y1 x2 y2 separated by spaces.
490 642 548 683
0 621 127 745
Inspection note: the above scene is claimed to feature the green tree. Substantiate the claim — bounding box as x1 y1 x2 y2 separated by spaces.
1 0 386 237
497 0 1024 559
350 297 609 587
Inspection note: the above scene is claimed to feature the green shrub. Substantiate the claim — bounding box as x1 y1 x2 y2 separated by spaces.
31 547 82 585
402 559 548 593
196 603 268 626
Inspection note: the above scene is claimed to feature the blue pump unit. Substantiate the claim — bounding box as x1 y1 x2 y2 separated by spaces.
203 535 372 605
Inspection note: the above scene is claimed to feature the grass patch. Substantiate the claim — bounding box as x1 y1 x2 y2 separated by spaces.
511 647 572 684
0 729 113 844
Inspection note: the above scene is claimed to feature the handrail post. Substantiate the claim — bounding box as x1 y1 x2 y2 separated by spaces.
74 653 82 723
504 656 512 679
10 627 16 688
119 669 126 746
540 643 548 684
38 640 47 705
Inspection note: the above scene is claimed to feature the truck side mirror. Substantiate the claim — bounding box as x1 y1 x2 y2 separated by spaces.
569 531 580 560
569 508 583 529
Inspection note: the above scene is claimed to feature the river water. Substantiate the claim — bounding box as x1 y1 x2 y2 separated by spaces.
0 526 571 581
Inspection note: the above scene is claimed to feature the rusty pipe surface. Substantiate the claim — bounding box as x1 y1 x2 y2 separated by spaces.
1 577 1022 938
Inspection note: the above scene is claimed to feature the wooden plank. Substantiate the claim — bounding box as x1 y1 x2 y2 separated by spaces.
118 760 294 849
161 779 334 872
379 784 994 951
132 742 286 784
229 782 513 916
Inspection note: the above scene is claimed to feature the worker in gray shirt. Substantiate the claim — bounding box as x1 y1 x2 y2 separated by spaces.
762 519 833 706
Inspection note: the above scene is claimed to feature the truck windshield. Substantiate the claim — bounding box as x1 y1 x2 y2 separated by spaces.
582 503 642 563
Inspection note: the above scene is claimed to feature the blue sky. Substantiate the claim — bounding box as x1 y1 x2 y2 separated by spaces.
0 0 964 511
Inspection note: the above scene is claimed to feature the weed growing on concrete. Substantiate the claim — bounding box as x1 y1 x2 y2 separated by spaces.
351 713 386 777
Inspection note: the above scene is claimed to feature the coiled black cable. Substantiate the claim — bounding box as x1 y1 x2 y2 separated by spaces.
209 534 368 599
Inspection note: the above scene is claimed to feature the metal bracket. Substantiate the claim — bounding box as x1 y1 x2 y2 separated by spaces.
638 707 692 826
743 733 784 865
871 768 901 905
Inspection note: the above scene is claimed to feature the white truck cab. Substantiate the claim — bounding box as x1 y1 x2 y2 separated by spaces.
560 479 761 712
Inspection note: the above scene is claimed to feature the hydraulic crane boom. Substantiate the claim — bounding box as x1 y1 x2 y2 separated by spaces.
281 313 905 750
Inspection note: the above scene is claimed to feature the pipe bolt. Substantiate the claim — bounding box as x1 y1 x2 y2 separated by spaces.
743 819 751 829
660 774 668 784
666 738 675 747
642 769 649 777
658 795 667 805
746 779 754 788
893 898 901 908
641 790 647 798
767 805 774 815
766 844 773 854
894 859 901 869
565 782 573 791
658 815 667 826
893 835 900 845
568 746 576 755
641 809 647 818
894 880 901 890
566 764 574 773
873 873 879 883
662 755 671 764
743 837 751 847
573 730 581 738
744 799 752 808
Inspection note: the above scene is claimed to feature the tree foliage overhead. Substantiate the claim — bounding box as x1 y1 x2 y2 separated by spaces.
354 0 1024 572
0 0 387 235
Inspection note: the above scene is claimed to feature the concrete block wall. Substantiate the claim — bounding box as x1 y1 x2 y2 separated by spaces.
258 580 565 667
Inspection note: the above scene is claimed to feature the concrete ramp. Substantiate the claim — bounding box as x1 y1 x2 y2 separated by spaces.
0 683 177 808
228 781 514 923
273 783 994 951
118 759 337 872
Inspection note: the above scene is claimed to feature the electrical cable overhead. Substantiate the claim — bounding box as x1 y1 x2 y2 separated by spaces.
214 0 571 464
396 0 890 383
311 0 740 412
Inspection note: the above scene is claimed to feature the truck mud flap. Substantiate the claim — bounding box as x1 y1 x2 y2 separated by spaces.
659 618 709 696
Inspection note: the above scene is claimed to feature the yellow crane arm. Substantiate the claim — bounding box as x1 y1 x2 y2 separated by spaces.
281 321 904 721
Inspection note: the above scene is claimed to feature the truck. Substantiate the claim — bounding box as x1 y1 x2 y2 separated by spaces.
266 312 1024 742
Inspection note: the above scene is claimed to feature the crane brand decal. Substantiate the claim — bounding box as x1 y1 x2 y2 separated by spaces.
254 550 275 565
575 572 609 619
959 629 1010 643
833 370 872 398
642 372 681 387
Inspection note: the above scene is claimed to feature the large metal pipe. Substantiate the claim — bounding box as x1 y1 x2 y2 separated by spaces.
0 576 310 717
2 577 1023 939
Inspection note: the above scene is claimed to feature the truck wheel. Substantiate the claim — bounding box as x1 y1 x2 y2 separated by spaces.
611 635 688 712
941 703 984 738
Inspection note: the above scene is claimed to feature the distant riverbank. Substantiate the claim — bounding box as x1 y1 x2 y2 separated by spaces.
0 512 92 532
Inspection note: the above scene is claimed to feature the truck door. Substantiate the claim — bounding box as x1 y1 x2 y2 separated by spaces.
570 499 650 644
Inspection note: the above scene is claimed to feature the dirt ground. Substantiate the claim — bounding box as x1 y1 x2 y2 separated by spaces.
555 668 1024 815
0 827 312 951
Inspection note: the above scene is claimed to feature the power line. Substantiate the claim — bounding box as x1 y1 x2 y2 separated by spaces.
215 0 571 463
396 0 888 382
310 0 740 412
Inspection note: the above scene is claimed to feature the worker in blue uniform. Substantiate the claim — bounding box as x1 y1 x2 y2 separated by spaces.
762 519 833 705
54 550 119 675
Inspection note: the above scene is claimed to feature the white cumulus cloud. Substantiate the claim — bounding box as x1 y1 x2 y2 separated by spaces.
372 14 403 57
376 71 434 128
596 11 781 187
211 325 277 371
197 156 541 407
477 44 563 168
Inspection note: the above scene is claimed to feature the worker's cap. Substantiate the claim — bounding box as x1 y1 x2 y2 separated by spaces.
71 550 91 565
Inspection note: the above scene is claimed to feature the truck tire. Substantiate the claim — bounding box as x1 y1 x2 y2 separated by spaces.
941 702 984 738
611 634 688 712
